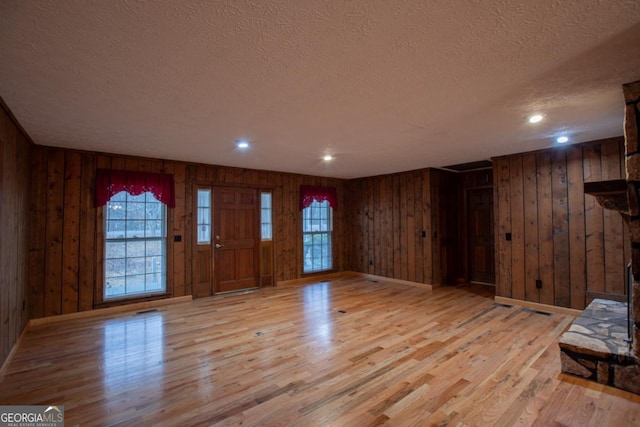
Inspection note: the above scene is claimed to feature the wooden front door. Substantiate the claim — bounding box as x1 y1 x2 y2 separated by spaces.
467 187 495 284
214 187 260 293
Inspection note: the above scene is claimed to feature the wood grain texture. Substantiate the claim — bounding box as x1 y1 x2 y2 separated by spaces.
346 167 491 286
536 151 554 305
78 153 96 312
584 144 605 294
495 157 512 297
509 155 526 301
552 149 571 307
523 153 540 302
344 168 449 285
0 103 31 369
1 277 639 426
28 147 47 319
601 140 625 296
567 145 587 309
422 169 433 284
62 151 81 314
44 149 65 317
494 138 626 310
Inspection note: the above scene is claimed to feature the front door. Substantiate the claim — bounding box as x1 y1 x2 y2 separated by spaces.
214 187 260 292
467 187 495 284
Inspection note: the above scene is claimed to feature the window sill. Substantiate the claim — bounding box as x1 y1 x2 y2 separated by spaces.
302 269 336 278
95 292 172 309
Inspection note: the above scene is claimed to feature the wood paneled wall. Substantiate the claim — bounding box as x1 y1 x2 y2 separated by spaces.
0 102 31 368
494 137 628 309
29 146 345 318
345 169 451 285
345 168 494 286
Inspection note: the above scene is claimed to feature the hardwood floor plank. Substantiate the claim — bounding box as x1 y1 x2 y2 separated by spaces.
1 277 639 426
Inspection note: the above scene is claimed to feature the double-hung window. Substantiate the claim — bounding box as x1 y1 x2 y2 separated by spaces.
302 200 332 273
104 191 167 299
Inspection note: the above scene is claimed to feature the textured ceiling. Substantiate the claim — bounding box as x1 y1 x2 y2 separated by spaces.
1 1 640 179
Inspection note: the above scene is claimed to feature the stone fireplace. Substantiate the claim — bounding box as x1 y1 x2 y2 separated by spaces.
624 80 640 361
559 80 640 394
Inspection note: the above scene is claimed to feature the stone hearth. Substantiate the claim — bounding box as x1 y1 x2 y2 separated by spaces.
559 299 640 394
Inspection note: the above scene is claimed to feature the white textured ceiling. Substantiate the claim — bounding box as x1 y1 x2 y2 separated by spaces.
1 1 640 179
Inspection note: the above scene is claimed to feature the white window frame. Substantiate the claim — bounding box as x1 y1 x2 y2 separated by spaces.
302 200 333 273
104 191 167 300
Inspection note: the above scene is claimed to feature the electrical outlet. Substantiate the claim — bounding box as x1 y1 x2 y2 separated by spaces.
536 279 542 289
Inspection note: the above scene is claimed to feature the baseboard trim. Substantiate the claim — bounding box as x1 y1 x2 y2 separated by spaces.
28 295 193 327
494 296 582 317
276 271 355 287
470 280 496 286
0 323 30 378
277 271 433 290
357 273 433 290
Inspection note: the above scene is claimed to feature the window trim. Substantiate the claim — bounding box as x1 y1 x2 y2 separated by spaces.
197 188 212 245
261 191 273 242
302 199 334 274
101 191 169 302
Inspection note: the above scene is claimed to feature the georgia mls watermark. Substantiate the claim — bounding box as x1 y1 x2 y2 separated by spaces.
0 406 64 427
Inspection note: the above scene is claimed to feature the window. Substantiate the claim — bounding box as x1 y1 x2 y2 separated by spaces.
104 191 166 299
197 189 211 244
261 192 272 241
302 200 332 273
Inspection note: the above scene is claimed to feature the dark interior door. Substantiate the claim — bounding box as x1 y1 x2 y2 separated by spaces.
467 188 495 284
214 187 260 293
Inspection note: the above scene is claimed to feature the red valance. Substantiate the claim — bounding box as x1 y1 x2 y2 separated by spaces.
95 169 176 207
300 185 338 210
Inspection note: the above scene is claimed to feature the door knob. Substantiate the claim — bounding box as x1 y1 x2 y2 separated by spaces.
215 243 224 248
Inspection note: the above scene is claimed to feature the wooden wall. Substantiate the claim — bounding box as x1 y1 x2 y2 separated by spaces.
0 102 31 369
29 146 345 318
345 169 453 285
345 167 495 286
494 137 628 310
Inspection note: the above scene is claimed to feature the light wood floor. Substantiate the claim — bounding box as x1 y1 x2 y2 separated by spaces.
2 276 640 426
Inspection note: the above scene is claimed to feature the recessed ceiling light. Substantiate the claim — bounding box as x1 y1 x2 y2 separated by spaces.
557 136 569 143
236 140 250 149
528 114 544 124
323 155 333 161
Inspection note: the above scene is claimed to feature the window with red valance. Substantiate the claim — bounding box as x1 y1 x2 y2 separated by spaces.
299 185 338 211
95 169 176 207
